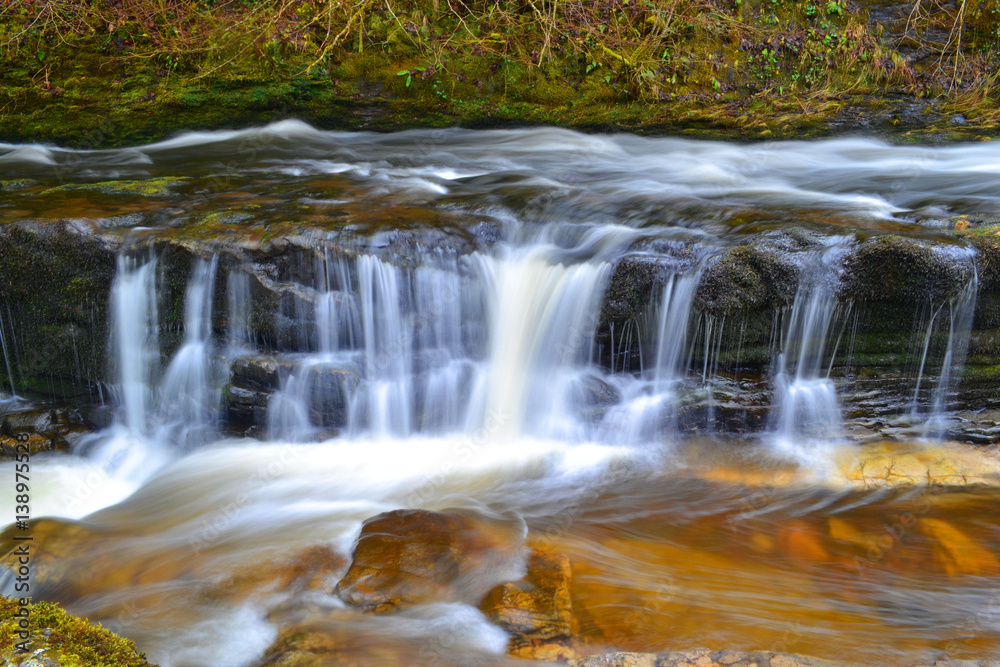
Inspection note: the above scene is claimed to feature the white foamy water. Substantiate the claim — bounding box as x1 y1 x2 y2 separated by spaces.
3 125 1000 667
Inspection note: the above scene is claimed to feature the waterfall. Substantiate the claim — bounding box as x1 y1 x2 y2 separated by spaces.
226 269 253 353
771 247 849 447
471 247 612 440
157 256 221 446
111 253 160 436
597 267 702 444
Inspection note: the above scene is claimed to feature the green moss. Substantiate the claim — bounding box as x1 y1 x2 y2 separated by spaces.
0 597 153 667
42 178 189 197
0 179 36 192
840 235 974 303
696 244 799 317
0 1 997 146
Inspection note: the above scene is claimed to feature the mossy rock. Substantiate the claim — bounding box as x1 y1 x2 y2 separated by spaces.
839 235 974 304
0 597 154 667
695 244 799 317
960 224 1000 291
41 178 189 198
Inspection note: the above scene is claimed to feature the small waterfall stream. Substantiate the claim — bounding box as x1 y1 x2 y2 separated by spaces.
2 125 999 667
771 245 850 449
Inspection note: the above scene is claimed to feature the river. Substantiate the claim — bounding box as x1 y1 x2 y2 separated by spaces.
0 123 998 666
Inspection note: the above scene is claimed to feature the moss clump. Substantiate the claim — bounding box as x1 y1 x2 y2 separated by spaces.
0 597 154 667
42 178 188 197
0 179 36 192
696 244 799 317
959 224 1000 291
839 235 974 303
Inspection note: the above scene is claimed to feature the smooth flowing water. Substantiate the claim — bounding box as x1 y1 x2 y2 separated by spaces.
1 124 999 666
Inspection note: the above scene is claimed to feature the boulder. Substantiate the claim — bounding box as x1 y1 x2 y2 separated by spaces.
479 548 577 660
695 243 799 318
839 235 974 306
334 509 523 612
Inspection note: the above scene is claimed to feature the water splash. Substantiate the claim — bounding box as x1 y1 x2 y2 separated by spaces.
771 245 850 451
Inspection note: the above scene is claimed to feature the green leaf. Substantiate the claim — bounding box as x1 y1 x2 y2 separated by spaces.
405 74 412 87
397 70 410 76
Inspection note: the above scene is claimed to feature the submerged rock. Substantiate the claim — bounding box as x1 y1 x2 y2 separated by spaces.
334 509 524 612
479 549 577 660
835 441 1000 488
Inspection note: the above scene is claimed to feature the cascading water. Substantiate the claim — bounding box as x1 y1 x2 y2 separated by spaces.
226 268 254 353
4 126 1000 667
909 250 979 437
157 256 221 446
599 267 703 444
471 246 612 441
110 253 160 436
770 244 851 450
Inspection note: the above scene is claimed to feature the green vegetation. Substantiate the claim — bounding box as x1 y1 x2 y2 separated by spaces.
0 597 153 666
0 0 998 145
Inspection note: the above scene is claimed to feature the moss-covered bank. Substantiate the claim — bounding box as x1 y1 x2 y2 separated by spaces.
0 597 153 667
1 0 999 146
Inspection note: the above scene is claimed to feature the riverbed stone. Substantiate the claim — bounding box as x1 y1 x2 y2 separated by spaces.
835 441 1000 488
479 548 576 659
334 509 523 612
567 650 849 667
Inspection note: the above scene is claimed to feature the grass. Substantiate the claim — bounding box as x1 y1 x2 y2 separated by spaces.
0 0 998 145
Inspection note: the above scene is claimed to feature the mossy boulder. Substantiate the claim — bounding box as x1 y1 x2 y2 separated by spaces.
0 597 154 667
839 235 974 304
696 243 799 317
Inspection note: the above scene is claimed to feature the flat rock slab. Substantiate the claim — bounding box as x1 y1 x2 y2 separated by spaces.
334 509 524 612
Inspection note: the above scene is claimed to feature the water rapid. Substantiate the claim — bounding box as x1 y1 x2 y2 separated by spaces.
1 124 999 667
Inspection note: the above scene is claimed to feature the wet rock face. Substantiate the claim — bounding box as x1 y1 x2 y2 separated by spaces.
695 244 799 318
479 548 577 660
334 509 524 612
0 408 93 459
839 235 974 304
0 219 118 400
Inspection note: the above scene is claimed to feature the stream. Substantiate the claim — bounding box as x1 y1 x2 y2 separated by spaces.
0 123 999 666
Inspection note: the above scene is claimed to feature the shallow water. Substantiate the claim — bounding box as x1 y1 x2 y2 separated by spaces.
1 124 999 666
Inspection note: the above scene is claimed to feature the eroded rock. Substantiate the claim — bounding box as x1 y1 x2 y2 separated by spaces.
479 549 576 659
334 509 524 612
